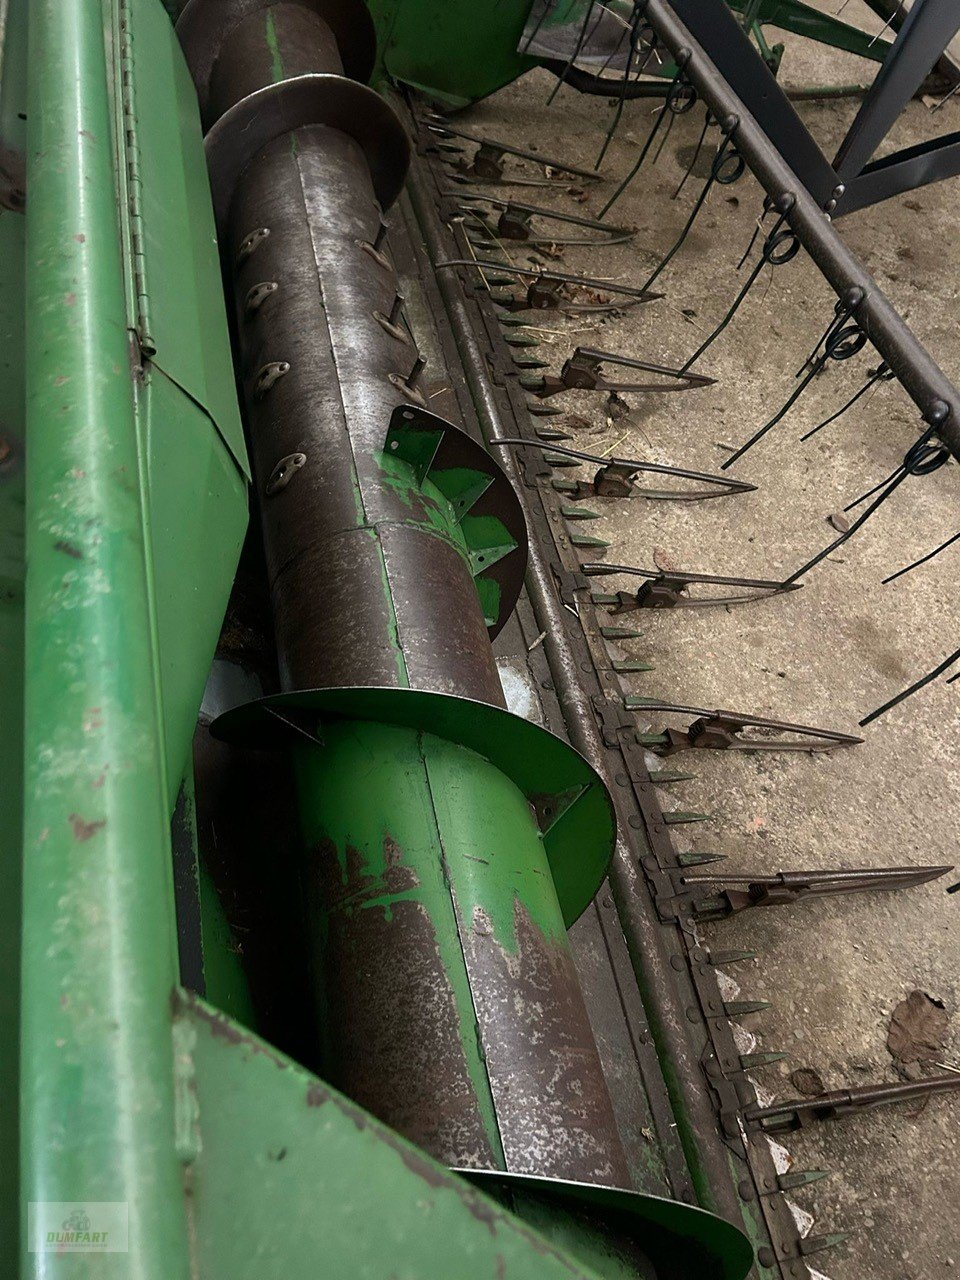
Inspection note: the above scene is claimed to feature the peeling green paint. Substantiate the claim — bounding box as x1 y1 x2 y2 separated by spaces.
423 734 569 954
264 8 285 84
292 721 505 1163
374 449 518 607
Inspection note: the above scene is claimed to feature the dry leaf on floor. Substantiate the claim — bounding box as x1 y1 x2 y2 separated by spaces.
887 990 948 1069
606 391 630 421
789 1067 826 1097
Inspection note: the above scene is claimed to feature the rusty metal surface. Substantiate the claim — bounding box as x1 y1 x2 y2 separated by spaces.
454 898 632 1185
198 7 636 1213
177 0 376 124
309 827 502 1170
380 522 506 704
228 127 506 706
205 75 410 223
207 4 344 121
403 120 753 1234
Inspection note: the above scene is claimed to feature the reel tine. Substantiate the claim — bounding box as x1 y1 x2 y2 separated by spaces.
746 1075 960 1132
800 363 893 442
529 346 716 398
489 437 754 500
582 563 800 610
623 700 863 753
672 108 711 199
882 529 960 584
860 645 960 726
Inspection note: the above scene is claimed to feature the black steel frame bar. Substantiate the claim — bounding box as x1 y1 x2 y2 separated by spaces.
833 0 960 181
642 0 960 458
838 128 960 215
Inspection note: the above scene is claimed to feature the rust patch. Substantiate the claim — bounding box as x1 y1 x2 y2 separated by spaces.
54 540 83 560
312 837 498 1169
68 813 105 842
64 292 76 307
457 898 631 1186
315 834 420 913
306 1083 329 1107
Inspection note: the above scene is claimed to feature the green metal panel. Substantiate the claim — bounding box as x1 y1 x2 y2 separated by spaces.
366 0 893 107
179 990 611 1280
21 1 192 1275
107 0 250 805
368 0 540 105
137 362 248 804
118 0 249 478
729 0 893 63
217 684 617 928
0 0 27 1265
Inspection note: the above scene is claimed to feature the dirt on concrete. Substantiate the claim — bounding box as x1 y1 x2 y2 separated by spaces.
450 8 960 1277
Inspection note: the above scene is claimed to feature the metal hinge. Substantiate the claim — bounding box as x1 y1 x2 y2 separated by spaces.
117 0 156 358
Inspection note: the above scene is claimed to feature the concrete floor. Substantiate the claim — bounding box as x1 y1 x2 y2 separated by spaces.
451 9 960 1278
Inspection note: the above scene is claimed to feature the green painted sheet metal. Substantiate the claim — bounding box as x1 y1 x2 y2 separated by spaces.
105 0 250 805
178 990 610 1280
216 685 617 928
368 0 540 105
137 361 248 805
0 0 27 1266
728 0 893 63
366 0 893 107
116 0 249 478
473 1175 754 1280
21 1 192 1275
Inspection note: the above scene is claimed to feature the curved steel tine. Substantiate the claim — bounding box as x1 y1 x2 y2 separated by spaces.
436 259 661 301
423 121 603 181
489 437 755 498
570 346 717 393
626 699 864 749
455 195 634 236
582 562 800 609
